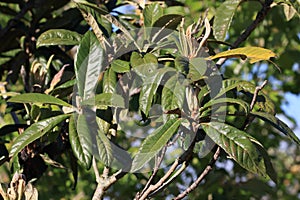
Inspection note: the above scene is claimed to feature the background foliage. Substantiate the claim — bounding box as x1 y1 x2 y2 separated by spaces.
0 0 299 199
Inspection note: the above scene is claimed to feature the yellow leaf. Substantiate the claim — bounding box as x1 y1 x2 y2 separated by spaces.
207 47 276 64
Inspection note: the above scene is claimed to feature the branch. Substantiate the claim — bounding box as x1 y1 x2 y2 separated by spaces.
250 80 268 110
174 146 221 200
216 0 273 67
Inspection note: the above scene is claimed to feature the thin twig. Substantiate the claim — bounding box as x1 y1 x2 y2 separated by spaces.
250 80 268 110
174 146 221 200
216 0 273 67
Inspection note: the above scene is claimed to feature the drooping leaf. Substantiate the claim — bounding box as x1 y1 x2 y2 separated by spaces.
103 68 116 93
9 114 70 158
207 47 276 64
8 93 72 107
69 114 92 169
143 3 163 27
94 118 113 166
36 29 83 47
213 0 241 41
251 111 300 145
162 73 187 111
131 118 182 172
202 122 269 178
82 93 125 109
139 68 174 115
111 59 130 73
75 31 104 100
188 57 207 82
200 98 250 118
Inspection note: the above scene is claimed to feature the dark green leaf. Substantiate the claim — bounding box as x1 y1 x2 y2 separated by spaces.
36 29 83 47
75 31 104 100
143 3 163 26
202 122 269 178
130 52 158 79
251 111 300 145
213 0 241 41
152 14 183 30
94 118 113 166
73 0 108 15
9 114 70 158
69 114 92 169
8 93 72 107
131 118 182 172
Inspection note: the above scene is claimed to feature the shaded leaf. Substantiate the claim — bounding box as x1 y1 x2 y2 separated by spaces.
9 114 70 158
251 111 300 145
131 118 182 172
152 14 183 30
69 114 92 169
202 122 269 178
208 47 276 64
188 57 207 82
36 29 82 47
75 31 104 100
73 0 108 15
130 52 158 79
213 0 241 41
8 93 72 107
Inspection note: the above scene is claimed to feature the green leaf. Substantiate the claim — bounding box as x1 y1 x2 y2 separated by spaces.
75 31 104 100
9 114 70 158
202 122 269 178
36 29 83 47
130 52 158 79
200 98 250 118
188 57 207 82
8 93 72 107
251 111 300 145
139 68 175 115
82 93 125 109
162 73 187 111
131 118 182 172
73 0 108 15
103 68 117 93
213 0 241 41
208 47 276 64
111 59 130 73
143 3 163 26
152 14 183 30
69 114 93 169
94 118 113 166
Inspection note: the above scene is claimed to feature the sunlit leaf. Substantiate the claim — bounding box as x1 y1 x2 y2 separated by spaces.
103 68 116 93
75 31 104 100
213 0 241 41
202 122 269 178
143 3 163 26
36 29 82 47
208 47 276 64
111 59 130 73
131 118 182 172
9 114 70 158
82 93 125 109
8 93 72 107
